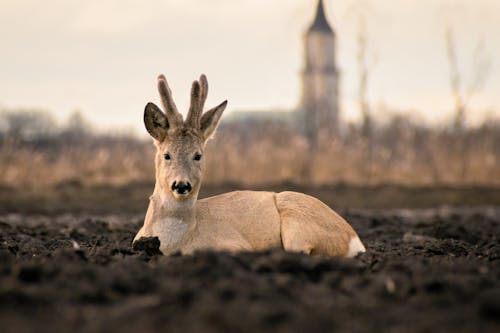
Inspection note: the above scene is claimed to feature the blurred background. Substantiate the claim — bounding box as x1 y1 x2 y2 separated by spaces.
0 0 498 203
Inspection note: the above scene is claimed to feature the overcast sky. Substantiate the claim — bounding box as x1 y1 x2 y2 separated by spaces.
1 0 499 134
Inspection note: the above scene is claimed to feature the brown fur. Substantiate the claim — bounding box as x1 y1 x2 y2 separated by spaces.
134 74 365 257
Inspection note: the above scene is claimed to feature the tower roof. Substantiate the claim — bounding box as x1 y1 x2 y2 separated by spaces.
308 0 334 34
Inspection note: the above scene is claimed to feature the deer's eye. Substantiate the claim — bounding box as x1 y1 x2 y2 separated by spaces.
164 153 171 161
194 153 202 161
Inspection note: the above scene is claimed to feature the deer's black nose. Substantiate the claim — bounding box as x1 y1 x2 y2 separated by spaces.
171 181 192 195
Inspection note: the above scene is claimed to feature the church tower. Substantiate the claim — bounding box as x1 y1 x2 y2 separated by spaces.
301 0 339 145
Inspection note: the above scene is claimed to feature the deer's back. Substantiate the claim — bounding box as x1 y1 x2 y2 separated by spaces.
194 191 282 251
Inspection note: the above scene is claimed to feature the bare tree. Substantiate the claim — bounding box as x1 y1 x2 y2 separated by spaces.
445 26 491 181
356 14 378 183
357 15 373 140
446 26 490 133
0 110 57 143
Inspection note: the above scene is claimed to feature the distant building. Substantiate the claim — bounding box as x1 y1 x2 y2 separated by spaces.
300 0 339 145
228 0 340 144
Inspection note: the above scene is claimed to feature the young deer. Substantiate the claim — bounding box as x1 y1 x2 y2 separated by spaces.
133 74 366 257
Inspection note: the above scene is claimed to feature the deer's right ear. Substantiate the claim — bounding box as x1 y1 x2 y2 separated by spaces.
144 102 169 141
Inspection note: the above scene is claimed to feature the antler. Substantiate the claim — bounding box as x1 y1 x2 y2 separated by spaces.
157 74 183 127
186 74 208 129
199 74 209 110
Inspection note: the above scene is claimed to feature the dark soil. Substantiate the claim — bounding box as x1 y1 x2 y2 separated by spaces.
0 207 499 333
0 182 499 215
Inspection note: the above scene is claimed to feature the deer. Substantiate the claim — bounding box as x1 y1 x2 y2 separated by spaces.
133 74 366 257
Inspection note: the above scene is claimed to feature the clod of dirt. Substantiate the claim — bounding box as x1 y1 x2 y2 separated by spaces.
479 288 500 321
403 232 436 244
17 264 43 283
132 237 162 256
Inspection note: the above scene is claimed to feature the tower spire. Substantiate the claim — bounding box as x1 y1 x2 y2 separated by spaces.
302 0 339 142
309 0 333 34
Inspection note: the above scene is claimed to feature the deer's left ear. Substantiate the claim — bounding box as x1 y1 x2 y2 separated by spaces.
144 102 169 141
200 100 227 140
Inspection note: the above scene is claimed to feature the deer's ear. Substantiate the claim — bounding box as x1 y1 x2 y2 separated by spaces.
200 100 227 140
144 102 169 141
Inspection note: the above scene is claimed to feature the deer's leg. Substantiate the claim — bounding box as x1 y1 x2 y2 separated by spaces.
279 215 315 255
276 191 361 257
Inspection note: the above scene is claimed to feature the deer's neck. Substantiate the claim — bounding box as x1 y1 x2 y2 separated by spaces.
148 187 198 250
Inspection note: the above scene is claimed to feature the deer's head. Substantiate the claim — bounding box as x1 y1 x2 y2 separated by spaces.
144 74 227 203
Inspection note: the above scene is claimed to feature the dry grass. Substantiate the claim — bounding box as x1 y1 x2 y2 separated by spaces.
0 115 498 188
205 121 499 186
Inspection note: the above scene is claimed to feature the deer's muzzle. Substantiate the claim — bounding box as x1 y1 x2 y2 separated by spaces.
171 181 192 195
